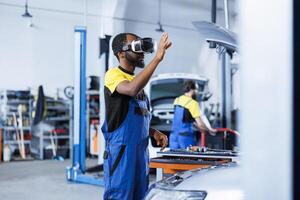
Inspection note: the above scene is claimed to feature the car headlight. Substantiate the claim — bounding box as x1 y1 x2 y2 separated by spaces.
145 187 207 200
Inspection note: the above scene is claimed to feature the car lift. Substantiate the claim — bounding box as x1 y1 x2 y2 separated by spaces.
66 26 104 186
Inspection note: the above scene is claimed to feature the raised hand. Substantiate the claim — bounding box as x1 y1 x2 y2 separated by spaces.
155 32 172 62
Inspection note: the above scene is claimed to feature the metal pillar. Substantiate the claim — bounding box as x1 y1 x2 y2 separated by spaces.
220 0 232 128
224 0 229 29
221 52 232 128
66 26 104 186
210 0 217 48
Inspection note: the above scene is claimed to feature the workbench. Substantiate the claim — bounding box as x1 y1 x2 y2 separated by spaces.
150 149 239 181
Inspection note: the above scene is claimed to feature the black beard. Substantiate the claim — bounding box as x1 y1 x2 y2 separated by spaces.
125 51 145 68
192 94 197 100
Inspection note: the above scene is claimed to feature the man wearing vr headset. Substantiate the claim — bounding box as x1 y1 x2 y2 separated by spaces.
101 32 172 200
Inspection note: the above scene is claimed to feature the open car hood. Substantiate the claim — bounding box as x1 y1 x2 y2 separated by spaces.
193 21 238 52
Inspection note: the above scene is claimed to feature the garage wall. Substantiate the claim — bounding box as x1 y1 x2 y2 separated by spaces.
0 0 122 96
0 0 237 103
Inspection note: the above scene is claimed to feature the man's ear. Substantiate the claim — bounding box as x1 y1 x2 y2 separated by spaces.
118 52 125 59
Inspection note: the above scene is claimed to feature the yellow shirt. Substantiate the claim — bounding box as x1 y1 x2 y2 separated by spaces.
104 66 148 132
105 67 134 94
174 95 201 118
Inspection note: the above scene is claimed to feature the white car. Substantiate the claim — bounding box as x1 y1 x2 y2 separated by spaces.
145 73 211 158
145 162 243 200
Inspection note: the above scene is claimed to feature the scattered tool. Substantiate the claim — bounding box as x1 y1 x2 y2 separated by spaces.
18 105 26 159
50 130 64 161
150 149 239 181
12 113 25 159
49 130 56 158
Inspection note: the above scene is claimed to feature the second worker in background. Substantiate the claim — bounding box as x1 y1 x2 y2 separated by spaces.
170 80 217 149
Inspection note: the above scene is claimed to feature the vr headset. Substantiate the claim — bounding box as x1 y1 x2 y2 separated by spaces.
122 38 156 54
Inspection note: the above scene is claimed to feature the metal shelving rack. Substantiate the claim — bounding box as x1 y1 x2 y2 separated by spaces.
30 98 72 160
0 90 33 160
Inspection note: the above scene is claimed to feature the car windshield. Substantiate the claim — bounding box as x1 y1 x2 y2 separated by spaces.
150 78 207 103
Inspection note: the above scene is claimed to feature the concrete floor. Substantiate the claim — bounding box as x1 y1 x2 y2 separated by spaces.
0 159 157 200
0 159 103 200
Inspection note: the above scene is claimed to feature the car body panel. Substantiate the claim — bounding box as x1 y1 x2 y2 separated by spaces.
146 163 243 200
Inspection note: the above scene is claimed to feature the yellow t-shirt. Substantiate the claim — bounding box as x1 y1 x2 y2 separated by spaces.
174 95 201 119
104 66 148 132
105 67 134 94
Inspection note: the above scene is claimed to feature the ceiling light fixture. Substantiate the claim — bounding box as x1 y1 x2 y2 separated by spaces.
22 0 33 27
155 0 164 32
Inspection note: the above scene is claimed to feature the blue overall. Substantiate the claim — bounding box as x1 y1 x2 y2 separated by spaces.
170 105 195 149
102 98 150 200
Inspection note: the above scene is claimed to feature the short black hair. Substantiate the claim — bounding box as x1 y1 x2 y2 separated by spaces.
184 80 197 92
112 33 139 60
